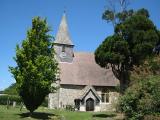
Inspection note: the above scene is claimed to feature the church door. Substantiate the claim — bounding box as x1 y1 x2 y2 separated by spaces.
86 98 94 111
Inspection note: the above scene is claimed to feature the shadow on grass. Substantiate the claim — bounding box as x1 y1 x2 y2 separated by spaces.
17 112 58 119
93 113 116 118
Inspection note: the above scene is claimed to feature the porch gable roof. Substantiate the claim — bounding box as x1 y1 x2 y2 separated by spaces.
79 86 101 100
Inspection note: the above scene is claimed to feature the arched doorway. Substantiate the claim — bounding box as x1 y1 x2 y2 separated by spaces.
86 98 94 111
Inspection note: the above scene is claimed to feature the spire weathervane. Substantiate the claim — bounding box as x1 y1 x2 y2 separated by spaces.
64 6 66 14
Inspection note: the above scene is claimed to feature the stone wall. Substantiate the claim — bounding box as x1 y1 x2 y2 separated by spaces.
48 92 59 109
94 86 119 111
59 85 84 107
49 84 84 109
49 85 119 111
100 92 119 111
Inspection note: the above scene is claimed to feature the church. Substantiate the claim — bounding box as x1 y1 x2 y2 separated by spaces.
48 13 119 112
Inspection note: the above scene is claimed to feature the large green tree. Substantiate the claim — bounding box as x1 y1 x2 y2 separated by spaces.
9 17 58 114
95 9 159 90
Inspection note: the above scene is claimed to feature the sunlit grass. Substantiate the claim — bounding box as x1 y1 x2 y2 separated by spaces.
0 105 122 120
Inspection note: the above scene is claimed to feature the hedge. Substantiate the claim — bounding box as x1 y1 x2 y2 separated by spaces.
0 95 48 107
0 95 21 105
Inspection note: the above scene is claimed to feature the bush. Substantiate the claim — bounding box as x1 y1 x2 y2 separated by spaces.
144 115 160 120
3 83 18 95
0 95 21 105
41 97 48 107
0 95 48 107
119 76 160 120
66 105 74 111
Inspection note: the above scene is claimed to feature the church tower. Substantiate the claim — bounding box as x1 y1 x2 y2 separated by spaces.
54 13 74 63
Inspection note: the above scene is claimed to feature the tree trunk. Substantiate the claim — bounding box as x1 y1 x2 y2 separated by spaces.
119 70 130 94
30 110 33 117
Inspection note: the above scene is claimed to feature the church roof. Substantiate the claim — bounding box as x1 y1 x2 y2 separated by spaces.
54 13 74 45
59 52 119 86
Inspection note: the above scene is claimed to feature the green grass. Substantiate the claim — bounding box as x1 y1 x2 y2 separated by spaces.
56 110 92 120
0 105 122 120
0 105 59 120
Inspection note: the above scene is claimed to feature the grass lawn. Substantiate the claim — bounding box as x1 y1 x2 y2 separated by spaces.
0 105 123 120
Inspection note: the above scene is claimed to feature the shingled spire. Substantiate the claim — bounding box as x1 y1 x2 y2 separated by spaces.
54 12 74 45
54 12 74 63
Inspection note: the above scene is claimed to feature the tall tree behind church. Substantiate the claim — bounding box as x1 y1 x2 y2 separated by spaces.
9 17 58 114
95 8 159 91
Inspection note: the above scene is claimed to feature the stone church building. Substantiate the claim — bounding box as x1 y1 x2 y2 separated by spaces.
48 13 119 112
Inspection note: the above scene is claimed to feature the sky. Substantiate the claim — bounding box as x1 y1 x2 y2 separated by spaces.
0 0 160 90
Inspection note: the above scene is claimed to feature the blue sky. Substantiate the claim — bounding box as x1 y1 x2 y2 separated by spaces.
0 0 160 90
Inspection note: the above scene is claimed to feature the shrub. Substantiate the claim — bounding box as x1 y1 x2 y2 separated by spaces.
3 83 18 95
119 76 160 120
0 95 21 105
144 115 160 120
41 97 48 107
66 105 74 111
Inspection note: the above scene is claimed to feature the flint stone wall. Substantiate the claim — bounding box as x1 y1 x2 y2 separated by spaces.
49 85 84 109
48 85 119 111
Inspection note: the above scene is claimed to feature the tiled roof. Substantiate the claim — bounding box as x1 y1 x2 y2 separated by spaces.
59 52 119 86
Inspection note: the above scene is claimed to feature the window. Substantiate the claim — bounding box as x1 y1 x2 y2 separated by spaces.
105 93 109 103
101 89 109 103
101 93 105 102
62 45 65 52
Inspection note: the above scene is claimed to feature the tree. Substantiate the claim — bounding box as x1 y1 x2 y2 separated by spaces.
9 17 58 114
115 9 159 65
3 83 18 95
153 30 160 54
102 0 132 27
95 9 159 90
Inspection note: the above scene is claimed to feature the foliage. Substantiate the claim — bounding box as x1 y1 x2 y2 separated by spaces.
102 9 133 25
136 8 149 17
41 97 48 107
130 56 160 81
118 75 160 120
95 35 129 68
2 83 47 107
144 115 160 120
115 9 159 65
118 56 160 119
0 95 21 105
9 17 58 113
102 0 131 26
99 2 160 119
95 9 159 89
3 83 18 95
